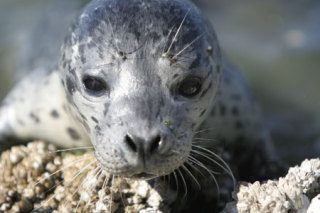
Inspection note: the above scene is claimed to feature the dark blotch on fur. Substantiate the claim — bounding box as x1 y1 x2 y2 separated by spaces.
200 109 207 117
30 113 40 123
211 106 216 116
79 113 87 121
91 116 99 124
103 103 110 116
219 103 227 116
67 127 81 140
232 106 240 116
235 121 244 129
51 110 60 118
95 125 102 133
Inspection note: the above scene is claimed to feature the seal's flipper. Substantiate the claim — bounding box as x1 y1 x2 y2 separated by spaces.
0 70 90 148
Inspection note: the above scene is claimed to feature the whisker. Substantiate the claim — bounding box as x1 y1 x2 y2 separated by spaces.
34 156 92 187
74 166 101 211
102 173 109 191
110 175 115 213
49 147 94 153
83 167 103 210
107 17 120 52
188 155 220 175
191 145 236 188
188 155 220 195
162 25 176 54
191 150 227 175
173 171 179 196
193 137 218 142
181 165 201 190
34 159 97 211
172 32 206 59
194 128 216 135
177 168 188 198
165 8 191 55
185 160 205 176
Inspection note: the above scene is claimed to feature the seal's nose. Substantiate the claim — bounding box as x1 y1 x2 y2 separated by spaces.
124 134 164 157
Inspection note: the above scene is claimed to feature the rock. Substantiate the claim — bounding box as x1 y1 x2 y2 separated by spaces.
2 141 320 212
222 159 320 213
0 141 176 212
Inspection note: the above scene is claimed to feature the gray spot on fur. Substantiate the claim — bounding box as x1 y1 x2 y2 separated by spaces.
200 109 207 117
232 106 240 116
91 116 99 124
67 127 81 140
51 110 60 118
30 113 40 123
219 103 227 116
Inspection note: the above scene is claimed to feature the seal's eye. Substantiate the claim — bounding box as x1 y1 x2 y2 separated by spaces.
82 75 108 95
178 76 202 98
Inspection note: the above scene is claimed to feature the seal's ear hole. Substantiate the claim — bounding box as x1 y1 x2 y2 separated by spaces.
178 76 203 98
82 75 108 96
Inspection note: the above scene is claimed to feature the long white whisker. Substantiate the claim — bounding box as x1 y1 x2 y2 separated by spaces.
162 25 176 54
188 155 220 175
173 171 179 195
194 128 215 135
193 137 218 142
83 167 103 210
165 8 191 54
186 159 205 176
191 150 227 174
35 159 97 211
191 145 236 188
188 155 220 195
107 17 120 52
34 156 92 187
102 174 108 190
74 166 101 211
177 168 188 198
172 33 206 59
49 146 94 153
110 175 115 213
182 165 201 190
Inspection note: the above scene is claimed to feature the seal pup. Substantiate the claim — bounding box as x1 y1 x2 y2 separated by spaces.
0 0 283 211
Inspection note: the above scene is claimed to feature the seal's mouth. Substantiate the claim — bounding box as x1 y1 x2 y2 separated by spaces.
131 172 157 180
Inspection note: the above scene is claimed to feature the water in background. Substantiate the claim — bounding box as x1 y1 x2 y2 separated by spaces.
0 0 319 165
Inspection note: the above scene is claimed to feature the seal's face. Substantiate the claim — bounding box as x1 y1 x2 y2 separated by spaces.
60 0 221 179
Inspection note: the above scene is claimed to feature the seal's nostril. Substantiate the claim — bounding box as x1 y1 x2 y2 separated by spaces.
149 135 162 153
125 135 137 152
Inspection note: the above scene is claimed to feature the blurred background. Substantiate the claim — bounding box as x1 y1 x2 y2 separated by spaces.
0 0 319 166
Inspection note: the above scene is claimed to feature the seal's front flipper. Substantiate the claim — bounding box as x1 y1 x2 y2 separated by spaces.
0 70 90 149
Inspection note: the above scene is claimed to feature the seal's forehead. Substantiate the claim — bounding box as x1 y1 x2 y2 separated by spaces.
61 0 221 76
76 0 209 41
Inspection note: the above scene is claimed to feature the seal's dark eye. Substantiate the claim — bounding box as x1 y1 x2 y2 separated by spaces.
82 76 108 95
178 76 202 98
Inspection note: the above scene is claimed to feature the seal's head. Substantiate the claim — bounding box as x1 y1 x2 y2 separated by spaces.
60 0 221 179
